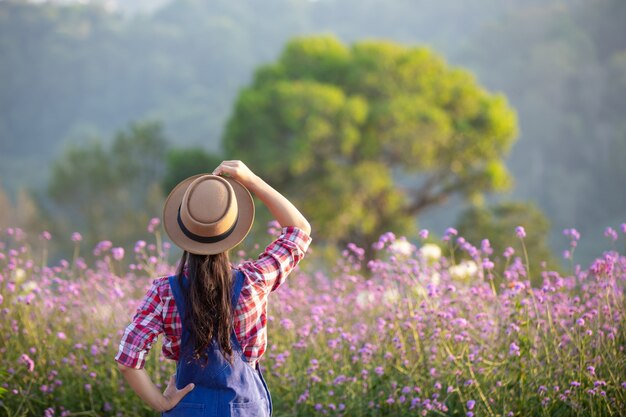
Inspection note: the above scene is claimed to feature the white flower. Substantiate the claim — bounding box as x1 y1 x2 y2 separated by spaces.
419 244 442 263
13 268 27 284
430 272 441 286
21 280 38 294
383 288 400 304
389 239 413 256
355 291 375 309
449 260 479 281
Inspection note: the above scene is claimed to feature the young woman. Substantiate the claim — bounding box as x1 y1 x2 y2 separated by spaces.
115 160 311 416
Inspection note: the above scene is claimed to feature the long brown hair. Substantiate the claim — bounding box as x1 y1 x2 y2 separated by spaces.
176 250 234 364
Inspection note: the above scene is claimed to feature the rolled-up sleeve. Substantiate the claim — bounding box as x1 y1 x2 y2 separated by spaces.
115 280 164 369
239 226 312 294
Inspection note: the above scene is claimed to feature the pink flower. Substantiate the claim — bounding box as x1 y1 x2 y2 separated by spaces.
112 247 125 261
442 228 457 242
147 217 161 233
419 229 429 239
134 240 147 253
71 232 82 242
482 259 494 270
19 353 35 372
40 231 52 241
604 227 618 242
515 226 526 239
93 240 113 256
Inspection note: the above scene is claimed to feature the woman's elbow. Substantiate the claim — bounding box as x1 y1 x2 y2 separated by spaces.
299 220 311 236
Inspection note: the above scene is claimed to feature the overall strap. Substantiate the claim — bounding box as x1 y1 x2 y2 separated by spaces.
231 269 245 310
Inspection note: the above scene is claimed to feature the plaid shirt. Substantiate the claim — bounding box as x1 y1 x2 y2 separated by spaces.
115 227 311 369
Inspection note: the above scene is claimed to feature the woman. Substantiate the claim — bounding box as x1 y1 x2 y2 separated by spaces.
115 160 311 416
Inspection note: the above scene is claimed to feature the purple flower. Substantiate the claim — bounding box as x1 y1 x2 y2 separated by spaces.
621 223 626 234
374 366 384 376
515 226 526 239
503 247 515 258
467 400 475 410
93 240 112 256
563 228 580 241
40 231 52 241
71 232 82 242
482 259 494 270
570 381 581 387
19 353 35 372
44 408 54 417
111 247 125 261
147 217 161 233
134 240 147 253
509 342 520 356
604 227 618 241
442 227 458 242
481 239 492 255
419 229 429 239
576 318 585 327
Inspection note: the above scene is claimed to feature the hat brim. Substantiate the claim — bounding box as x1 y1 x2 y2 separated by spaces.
162 174 255 255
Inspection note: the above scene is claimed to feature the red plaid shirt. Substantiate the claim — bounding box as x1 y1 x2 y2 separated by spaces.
115 227 311 369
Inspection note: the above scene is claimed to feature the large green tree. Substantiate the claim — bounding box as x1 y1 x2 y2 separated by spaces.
224 35 518 248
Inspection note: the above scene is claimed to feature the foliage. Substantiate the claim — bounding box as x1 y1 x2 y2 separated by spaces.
2 0 626 264
162 148 223 195
455 201 558 286
460 0 626 255
1 223 625 416
224 35 518 248
46 121 168 254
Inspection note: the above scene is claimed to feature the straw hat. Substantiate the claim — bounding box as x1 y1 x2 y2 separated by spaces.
163 174 255 255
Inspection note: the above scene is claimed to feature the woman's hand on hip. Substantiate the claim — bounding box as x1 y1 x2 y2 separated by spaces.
161 374 195 411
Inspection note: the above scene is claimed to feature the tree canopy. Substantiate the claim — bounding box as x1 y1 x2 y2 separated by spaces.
224 35 518 248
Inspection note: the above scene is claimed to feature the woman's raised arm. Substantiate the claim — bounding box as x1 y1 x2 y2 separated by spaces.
213 160 311 235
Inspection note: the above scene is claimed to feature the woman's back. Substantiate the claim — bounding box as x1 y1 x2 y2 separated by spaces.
116 161 311 415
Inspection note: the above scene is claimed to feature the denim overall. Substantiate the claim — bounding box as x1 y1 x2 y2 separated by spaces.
164 271 272 417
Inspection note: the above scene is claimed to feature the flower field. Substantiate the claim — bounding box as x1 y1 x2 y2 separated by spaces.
1 223 625 416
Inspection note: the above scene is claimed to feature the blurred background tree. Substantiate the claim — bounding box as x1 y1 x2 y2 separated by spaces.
224 36 517 251
45 121 167 251
162 148 222 194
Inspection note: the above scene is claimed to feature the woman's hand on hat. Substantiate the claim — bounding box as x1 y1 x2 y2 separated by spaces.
212 160 257 188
